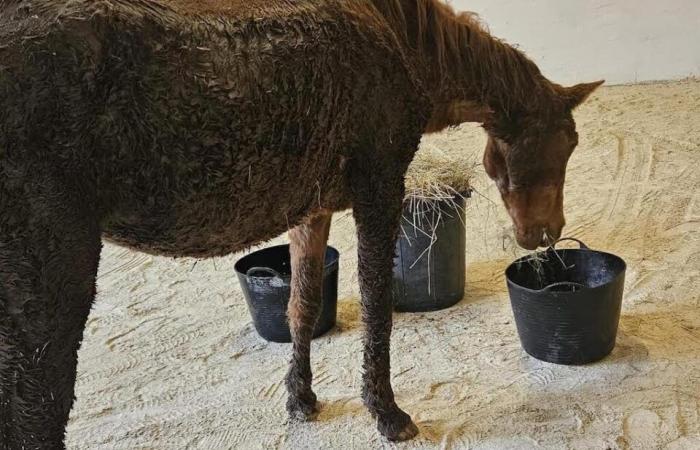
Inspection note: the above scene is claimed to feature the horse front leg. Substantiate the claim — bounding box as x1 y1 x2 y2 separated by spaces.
0 173 102 449
352 174 419 441
285 212 332 421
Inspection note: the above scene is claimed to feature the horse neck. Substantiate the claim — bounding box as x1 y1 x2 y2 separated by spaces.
388 0 561 123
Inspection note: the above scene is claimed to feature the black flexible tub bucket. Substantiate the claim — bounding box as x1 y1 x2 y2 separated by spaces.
234 244 339 343
505 238 626 365
392 194 468 312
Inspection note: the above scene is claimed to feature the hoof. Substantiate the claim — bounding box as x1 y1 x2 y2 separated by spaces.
377 409 419 441
286 392 319 422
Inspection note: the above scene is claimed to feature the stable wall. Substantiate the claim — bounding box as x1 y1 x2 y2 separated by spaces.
451 0 700 85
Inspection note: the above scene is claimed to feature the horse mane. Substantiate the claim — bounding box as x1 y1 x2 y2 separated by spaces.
372 0 559 115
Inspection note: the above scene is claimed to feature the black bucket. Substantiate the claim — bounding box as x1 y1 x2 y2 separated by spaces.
234 244 339 343
505 238 626 365
392 194 467 312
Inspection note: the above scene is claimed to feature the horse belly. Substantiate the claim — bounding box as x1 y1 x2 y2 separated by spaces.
101 155 349 258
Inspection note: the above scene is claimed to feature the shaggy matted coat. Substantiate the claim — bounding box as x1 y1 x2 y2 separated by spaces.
0 0 600 447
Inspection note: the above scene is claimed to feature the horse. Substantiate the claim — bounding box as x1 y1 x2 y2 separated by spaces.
0 0 601 446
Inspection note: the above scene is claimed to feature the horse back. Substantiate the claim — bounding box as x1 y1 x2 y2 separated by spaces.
0 0 428 257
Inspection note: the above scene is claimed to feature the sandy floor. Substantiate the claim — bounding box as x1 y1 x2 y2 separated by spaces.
66 80 700 449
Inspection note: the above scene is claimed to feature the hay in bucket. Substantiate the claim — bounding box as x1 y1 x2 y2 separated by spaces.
405 143 475 199
399 142 477 278
403 142 477 231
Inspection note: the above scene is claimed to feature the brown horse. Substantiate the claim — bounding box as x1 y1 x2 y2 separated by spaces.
0 0 601 446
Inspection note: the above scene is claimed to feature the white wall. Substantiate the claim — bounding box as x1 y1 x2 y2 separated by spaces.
450 0 700 85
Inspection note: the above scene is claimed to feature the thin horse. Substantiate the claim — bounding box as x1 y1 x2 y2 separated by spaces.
0 0 601 446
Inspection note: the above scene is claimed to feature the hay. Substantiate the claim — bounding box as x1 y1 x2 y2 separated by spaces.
403 141 477 229
398 142 478 275
404 142 477 201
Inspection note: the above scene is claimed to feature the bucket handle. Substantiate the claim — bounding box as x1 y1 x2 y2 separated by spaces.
246 267 283 279
551 238 589 250
541 281 587 292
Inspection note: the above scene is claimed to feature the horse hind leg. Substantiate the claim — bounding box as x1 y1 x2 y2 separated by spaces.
0 172 101 449
285 212 332 421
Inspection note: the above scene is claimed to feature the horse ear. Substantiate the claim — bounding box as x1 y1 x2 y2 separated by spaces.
563 80 605 109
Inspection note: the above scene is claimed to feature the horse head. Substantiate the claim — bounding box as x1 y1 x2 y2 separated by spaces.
483 81 604 249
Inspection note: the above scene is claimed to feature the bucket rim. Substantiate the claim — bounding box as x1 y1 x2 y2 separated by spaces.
505 247 627 294
234 244 340 280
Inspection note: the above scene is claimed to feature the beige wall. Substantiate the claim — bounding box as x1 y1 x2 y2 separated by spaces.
451 0 700 85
